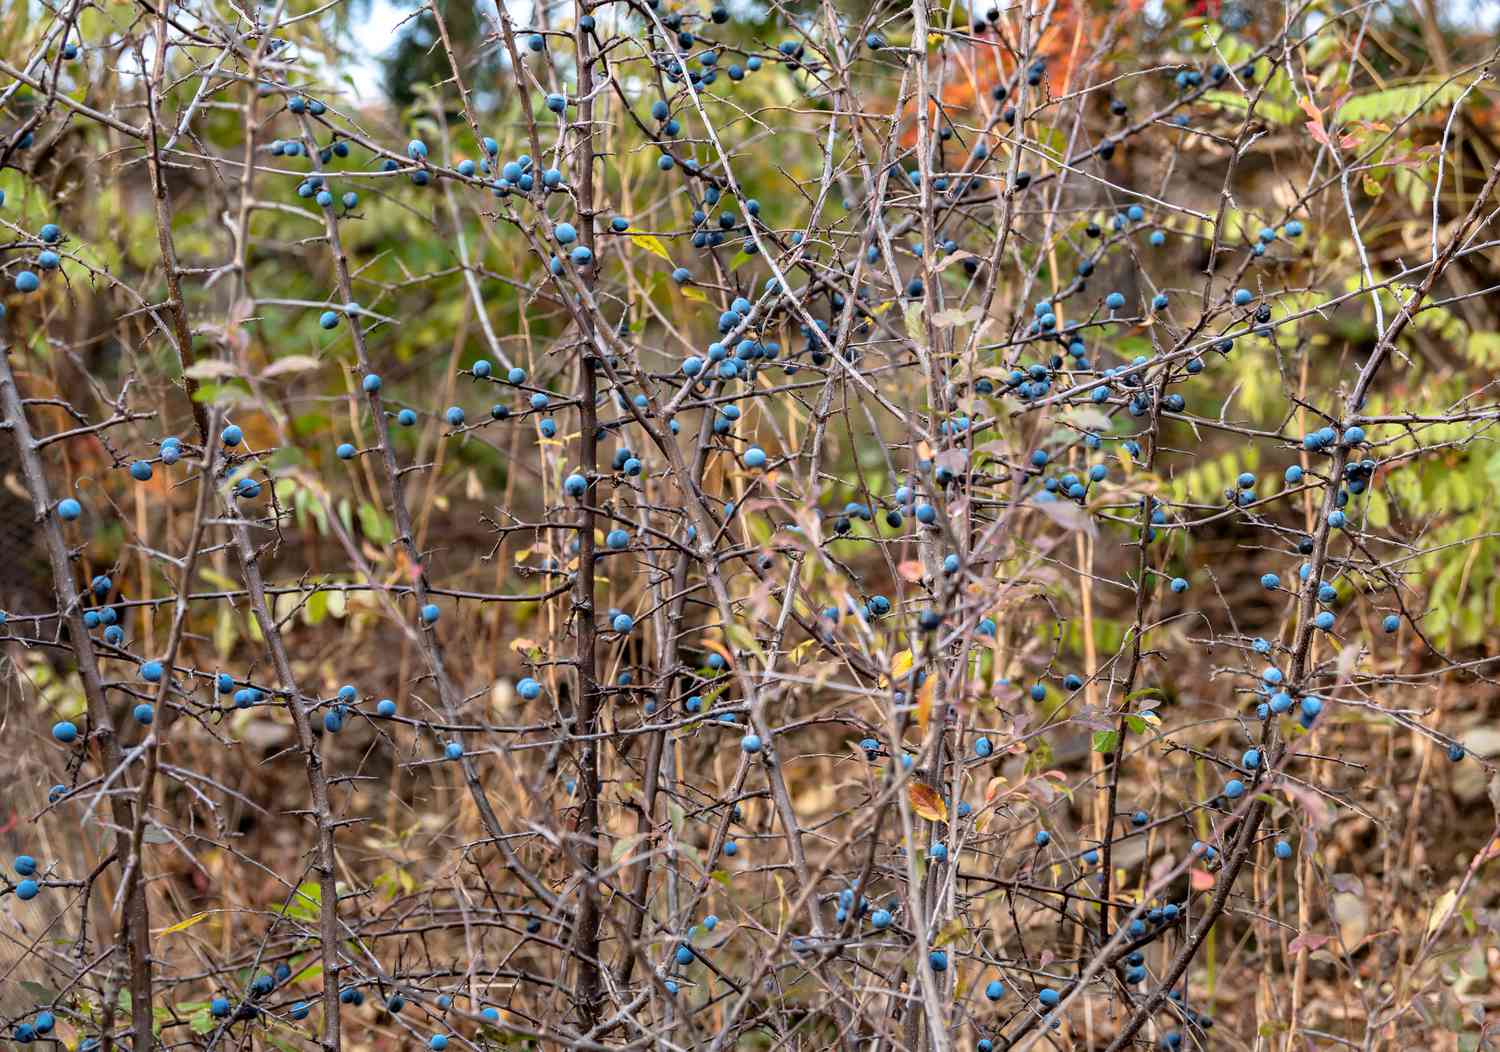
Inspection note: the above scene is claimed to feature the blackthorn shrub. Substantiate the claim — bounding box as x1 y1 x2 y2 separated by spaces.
2 2 1499 1051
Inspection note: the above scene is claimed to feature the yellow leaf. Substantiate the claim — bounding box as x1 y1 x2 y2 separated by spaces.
632 234 673 262
881 649 913 688
159 912 210 935
891 649 913 680
909 782 947 822
1428 888 1458 936
681 287 708 302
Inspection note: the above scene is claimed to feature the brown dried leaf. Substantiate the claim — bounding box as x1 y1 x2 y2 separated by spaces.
1287 930 1331 954
908 782 947 822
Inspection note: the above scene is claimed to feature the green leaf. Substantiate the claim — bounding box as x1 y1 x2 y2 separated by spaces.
357 501 394 545
187 1006 215 1035
273 882 322 922
1337 79 1469 123
304 590 328 626
1091 730 1119 753
1201 90 1297 125
290 962 322 986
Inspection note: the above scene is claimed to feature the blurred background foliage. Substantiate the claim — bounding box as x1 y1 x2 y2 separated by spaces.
6 0 1500 1043
6 0 1500 663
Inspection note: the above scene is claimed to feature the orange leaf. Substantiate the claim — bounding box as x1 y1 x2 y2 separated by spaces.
1189 868 1216 891
908 782 948 822
1299 96 1331 147
914 675 936 731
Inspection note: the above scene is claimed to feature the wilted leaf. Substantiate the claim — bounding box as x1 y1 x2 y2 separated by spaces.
1328 873 1364 896
262 355 323 378
1287 930 1330 954
904 303 925 342
183 359 240 379
1030 496 1099 538
1282 781 1332 830
932 306 983 328
1065 407 1114 433
935 449 969 476
909 782 947 822
611 833 648 866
